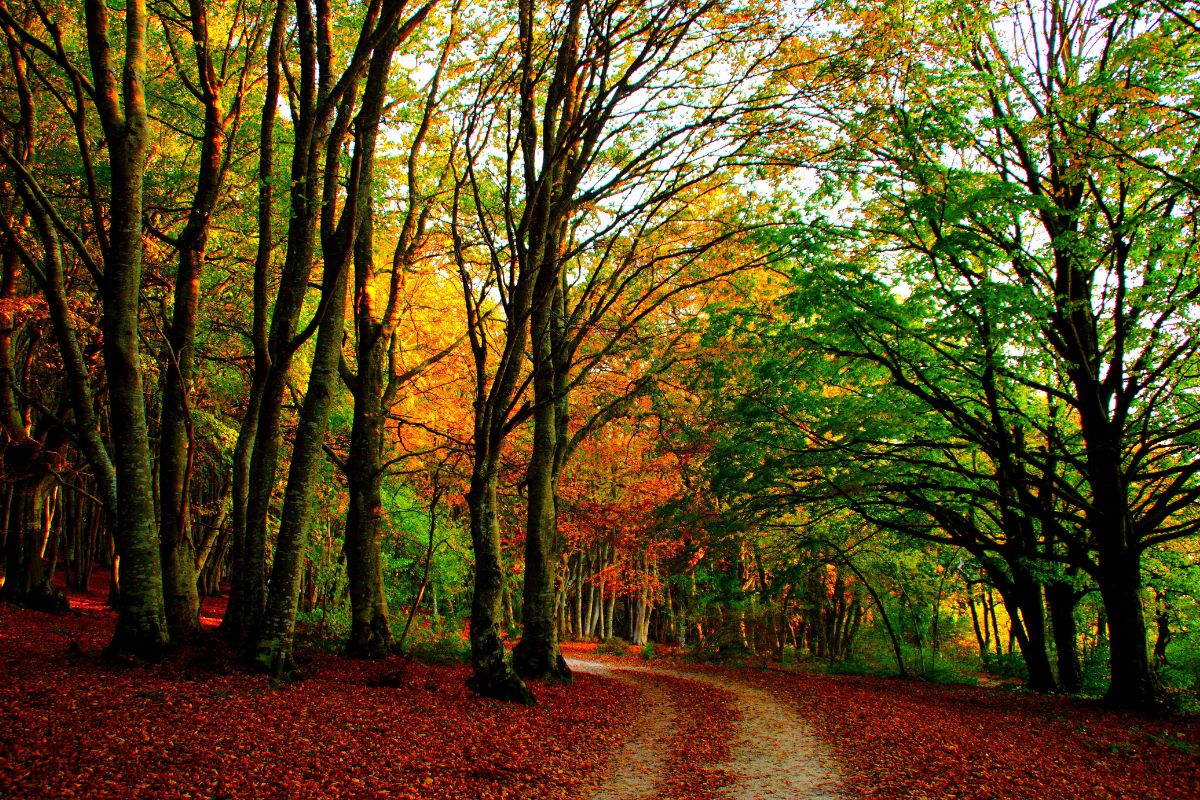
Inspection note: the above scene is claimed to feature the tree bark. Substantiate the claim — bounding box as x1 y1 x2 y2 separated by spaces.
86 0 169 659
512 303 570 680
251 0 437 668
1097 544 1157 708
341 18 416 659
0 470 66 612
158 0 231 640
990 567 1056 693
465 464 535 704
253 260 350 673
1045 580 1082 694
221 0 282 644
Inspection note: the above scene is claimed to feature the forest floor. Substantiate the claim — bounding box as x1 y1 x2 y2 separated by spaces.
0 578 1198 799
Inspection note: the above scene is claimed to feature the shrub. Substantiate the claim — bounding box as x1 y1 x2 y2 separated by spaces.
597 638 627 657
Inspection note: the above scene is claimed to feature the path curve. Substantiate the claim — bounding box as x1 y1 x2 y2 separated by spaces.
573 660 674 800
570 658 844 800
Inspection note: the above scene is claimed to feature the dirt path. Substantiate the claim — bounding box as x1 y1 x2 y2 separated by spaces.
570 659 844 800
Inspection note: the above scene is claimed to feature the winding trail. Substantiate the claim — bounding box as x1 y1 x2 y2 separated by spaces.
570 658 844 800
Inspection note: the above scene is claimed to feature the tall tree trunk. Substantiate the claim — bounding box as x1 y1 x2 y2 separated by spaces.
251 0 437 666
158 242 202 639
343 363 391 656
967 584 989 660
231 0 330 648
222 375 263 637
222 0 282 643
510 0 578 686
158 0 230 640
572 552 583 639
342 19 417 658
0 225 62 612
229 0 432 656
512 307 569 681
86 0 169 659
989 566 1056 692
1049 190 1157 708
1097 542 1156 708
1152 590 1171 667
0 471 66 612
604 585 616 640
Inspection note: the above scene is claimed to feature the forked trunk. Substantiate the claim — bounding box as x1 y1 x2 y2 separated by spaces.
0 471 67 613
512 338 569 682
1045 580 1082 694
254 264 350 674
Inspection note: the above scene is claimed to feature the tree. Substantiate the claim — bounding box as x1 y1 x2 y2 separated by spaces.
450 0 778 689
763 0 1200 708
224 0 435 652
149 0 261 640
250 0 438 673
0 0 171 657
341 6 459 658
0 14 68 613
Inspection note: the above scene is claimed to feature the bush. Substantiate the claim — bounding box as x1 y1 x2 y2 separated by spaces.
1080 643 1111 696
690 616 754 662
819 657 875 676
597 638 627 657
400 615 470 664
981 651 1029 681
408 633 471 664
296 603 351 651
1158 663 1200 714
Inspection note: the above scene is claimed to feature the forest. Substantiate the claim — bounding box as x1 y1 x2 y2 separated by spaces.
1 0 1200 784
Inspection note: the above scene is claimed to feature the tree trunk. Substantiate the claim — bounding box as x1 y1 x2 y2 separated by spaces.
158 0 229 641
343 373 392 656
1097 547 1157 709
583 552 597 639
87 0 169 659
157 246 203 640
967 584 989 660
221 0 282 644
993 569 1056 693
341 55 398 660
338 10 442 656
231 0 327 648
512 322 569 681
604 586 616 640
253 261 350 674
1 471 66 612
222 374 263 638
0 239 63 612
465 465 534 704
1152 590 1171 667
1045 580 1082 694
